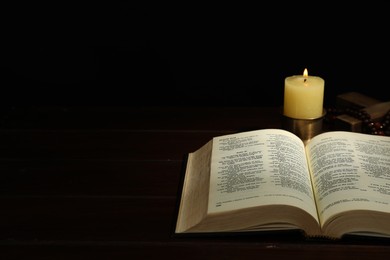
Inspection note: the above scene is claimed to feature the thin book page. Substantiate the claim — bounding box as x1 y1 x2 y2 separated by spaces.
208 129 319 222
175 140 212 233
306 131 390 225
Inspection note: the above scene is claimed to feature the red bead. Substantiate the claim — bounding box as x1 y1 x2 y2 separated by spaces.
326 107 390 136
374 122 382 129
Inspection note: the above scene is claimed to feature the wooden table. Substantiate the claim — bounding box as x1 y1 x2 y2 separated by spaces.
1 106 389 259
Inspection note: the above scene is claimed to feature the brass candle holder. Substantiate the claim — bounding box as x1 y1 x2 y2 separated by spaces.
281 109 326 144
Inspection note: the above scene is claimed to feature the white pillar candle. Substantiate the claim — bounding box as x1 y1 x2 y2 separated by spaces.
283 68 325 119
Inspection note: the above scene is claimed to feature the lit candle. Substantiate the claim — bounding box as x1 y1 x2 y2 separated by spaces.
283 68 325 119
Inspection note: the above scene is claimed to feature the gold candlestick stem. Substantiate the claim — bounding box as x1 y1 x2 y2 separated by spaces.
282 109 326 144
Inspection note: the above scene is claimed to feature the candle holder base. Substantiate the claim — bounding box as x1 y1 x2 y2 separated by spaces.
281 109 326 144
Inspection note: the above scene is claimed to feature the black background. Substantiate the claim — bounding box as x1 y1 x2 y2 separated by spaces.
2 3 389 107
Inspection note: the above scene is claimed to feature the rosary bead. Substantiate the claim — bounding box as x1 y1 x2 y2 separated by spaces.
325 107 390 136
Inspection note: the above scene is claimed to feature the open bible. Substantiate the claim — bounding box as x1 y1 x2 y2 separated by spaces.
175 129 390 239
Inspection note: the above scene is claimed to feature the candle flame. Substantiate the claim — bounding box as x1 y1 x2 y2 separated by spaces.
303 68 308 77
303 68 308 83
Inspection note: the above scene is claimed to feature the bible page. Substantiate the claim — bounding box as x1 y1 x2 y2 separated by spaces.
306 131 390 225
208 129 319 222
